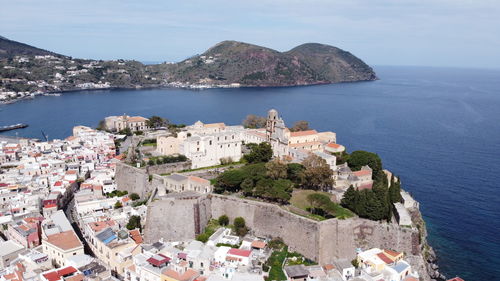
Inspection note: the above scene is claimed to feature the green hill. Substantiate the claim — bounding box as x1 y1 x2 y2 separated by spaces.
158 40 376 86
0 36 64 58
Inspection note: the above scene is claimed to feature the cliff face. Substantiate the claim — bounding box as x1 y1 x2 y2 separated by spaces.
159 40 377 87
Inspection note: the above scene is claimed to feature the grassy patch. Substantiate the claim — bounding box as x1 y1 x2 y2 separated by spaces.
290 189 354 220
195 219 222 243
265 246 288 281
290 189 331 210
142 142 156 147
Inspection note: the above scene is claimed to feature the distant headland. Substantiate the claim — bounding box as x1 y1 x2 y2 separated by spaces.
0 36 377 104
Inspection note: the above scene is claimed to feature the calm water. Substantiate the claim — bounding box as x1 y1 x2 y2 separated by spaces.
1 66 499 280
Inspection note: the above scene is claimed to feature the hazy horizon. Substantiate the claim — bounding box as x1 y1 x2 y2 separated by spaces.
1 0 500 69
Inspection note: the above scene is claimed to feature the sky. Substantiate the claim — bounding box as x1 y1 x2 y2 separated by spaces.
1 0 500 68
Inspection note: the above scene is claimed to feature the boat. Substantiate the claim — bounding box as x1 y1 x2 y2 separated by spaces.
0 123 29 132
43 93 62 97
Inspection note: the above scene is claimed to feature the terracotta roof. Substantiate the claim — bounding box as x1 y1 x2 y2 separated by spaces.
129 229 143 244
384 249 402 258
403 277 419 281
188 176 210 184
289 130 318 137
46 231 82 250
203 122 226 129
147 253 171 267
326 143 341 149
323 264 335 271
353 170 371 177
250 240 266 249
64 274 84 281
42 271 60 281
127 116 147 122
376 253 393 264
162 269 199 281
228 248 251 257
88 220 115 233
57 266 77 276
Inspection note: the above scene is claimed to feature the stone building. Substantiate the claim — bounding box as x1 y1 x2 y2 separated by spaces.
157 174 212 195
180 131 242 169
104 115 149 132
156 136 181 156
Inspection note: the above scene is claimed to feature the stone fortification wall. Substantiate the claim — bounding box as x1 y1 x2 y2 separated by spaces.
209 195 321 261
146 162 191 175
318 218 417 263
144 194 200 243
144 194 421 267
115 162 150 197
115 162 190 198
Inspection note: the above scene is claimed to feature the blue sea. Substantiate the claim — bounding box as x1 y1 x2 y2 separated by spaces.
1 66 499 281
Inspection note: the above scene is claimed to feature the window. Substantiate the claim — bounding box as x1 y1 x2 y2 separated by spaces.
209 140 212 145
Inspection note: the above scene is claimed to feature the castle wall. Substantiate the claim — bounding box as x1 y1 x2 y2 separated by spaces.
115 162 190 198
115 163 150 197
209 195 321 261
144 194 421 266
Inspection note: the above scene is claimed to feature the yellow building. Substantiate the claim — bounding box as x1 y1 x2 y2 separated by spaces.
42 230 84 267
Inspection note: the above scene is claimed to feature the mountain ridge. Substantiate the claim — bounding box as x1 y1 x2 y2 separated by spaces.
0 36 64 58
0 36 377 103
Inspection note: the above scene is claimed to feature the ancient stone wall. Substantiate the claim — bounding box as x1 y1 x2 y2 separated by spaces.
209 195 321 261
318 218 417 264
144 196 197 243
115 162 150 197
146 162 191 175
144 194 420 266
115 162 190 198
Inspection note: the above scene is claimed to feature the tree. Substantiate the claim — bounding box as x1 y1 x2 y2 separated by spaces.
243 114 267 129
114 201 123 209
287 163 305 184
119 127 132 136
234 217 248 236
147 116 169 129
347 151 384 182
218 215 229 226
341 186 357 210
300 155 333 190
214 169 246 193
265 159 288 179
290 120 311 132
126 215 141 230
389 175 402 203
196 233 210 243
244 143 273 163
241 178 255 196
130 193 140 201
96 119 107 131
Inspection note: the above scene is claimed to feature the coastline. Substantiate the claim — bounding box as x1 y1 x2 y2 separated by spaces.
0 77 378 106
